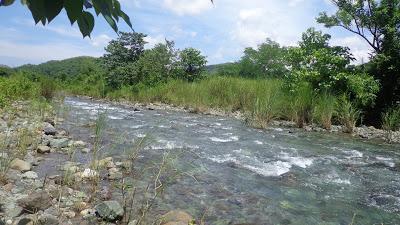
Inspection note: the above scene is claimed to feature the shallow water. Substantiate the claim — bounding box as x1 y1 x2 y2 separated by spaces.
62 97 400 225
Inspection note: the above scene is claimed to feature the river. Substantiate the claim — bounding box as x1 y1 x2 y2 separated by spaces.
60 97 400 225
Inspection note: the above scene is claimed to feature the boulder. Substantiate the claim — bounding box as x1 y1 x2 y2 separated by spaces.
15 217 33 225
21 171 38 180
49 138 69 149
37 145 50 154
17 191 52 213
43 122 56 136
160 210 194 225
10 159 31 172
95 201 124 222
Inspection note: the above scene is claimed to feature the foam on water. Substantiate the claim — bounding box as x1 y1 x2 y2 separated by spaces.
254 140 263 145
210 136 239 142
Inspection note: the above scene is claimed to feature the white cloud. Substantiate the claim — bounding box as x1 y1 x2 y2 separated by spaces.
89 34 112 47
144 35 165 48
330 36 372 64
163 0 213 15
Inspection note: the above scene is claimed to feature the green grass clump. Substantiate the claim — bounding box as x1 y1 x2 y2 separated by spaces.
313 93 337 130
382 106 400 143
335 95 361 133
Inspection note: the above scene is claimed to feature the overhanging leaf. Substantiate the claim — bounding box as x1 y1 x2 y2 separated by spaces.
44 0 64 23
77 11 95 38
64 0 83 25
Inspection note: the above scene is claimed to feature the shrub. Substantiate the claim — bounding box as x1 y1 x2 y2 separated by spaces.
39 76 57 100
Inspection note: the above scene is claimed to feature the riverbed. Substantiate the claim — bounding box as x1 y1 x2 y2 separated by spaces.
61 97 400 225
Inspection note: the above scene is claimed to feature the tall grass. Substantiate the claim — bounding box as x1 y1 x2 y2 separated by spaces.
313 93 337 130
286 83 315 128
382 106 400 143
336 95 361 133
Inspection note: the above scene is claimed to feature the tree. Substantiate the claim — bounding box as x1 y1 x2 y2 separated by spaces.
0 0 133 37
135 40 180 86
239 39 287 78
285 28 379 106
179 48 207 82
317 0 400 125
101 32 147 88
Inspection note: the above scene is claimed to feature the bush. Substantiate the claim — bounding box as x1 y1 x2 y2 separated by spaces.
286 82 315 128
39 76 57 100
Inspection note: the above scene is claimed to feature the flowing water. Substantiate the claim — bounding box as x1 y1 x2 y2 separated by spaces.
61 97 400 225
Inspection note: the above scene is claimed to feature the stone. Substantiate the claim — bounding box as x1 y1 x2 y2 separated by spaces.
107 169 122 180
37 145 51 154
80 209 96 219
73 141 86 147
38 214 59 225
21 171 38 179
128 220 138 225
97 157 113 168
63 210 76 218
44 118 55 126
95 201 124 222
49 138 69 149
10 159 31 172
160 210 194 225
15 217 33 225
17 191 52 213
81 148 91 153
80 168 98 179
43 122 56 136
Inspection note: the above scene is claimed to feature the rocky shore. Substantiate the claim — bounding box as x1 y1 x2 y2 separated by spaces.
0 101 196 225
79 96 400 144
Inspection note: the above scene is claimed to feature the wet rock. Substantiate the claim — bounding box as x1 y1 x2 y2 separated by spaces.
21 171 38 180
37 145 50 154
17 191 52 213
49 138 69 149
10 159 31 172
95 201 124 222
43 122 56 136
160 210 194 225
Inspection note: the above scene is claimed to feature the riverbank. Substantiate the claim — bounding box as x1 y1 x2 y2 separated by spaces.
77 95 400 144
0 100 195 225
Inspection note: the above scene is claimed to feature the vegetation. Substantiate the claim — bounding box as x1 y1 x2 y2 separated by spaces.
0 0 133 37
1 0 399 137
317 0 400 126
382 106 400 142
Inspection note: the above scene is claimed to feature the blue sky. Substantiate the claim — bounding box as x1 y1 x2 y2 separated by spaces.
0 0 371 67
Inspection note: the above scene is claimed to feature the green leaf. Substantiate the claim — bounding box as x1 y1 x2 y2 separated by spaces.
103 14 118 33
77 11 95 38
27 0 46 25
64 0 83 25
119 10 132 29
44 0 64 23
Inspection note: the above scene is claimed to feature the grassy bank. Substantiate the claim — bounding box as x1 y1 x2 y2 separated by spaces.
66 76 361 131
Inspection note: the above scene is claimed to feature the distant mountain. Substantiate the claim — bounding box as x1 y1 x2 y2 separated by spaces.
206 62 238 74
16 56 103 80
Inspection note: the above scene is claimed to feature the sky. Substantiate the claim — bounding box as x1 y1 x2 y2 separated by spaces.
0 0 372 67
